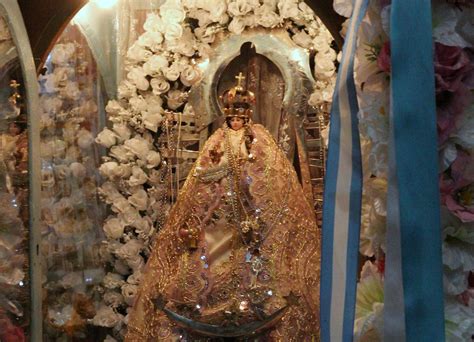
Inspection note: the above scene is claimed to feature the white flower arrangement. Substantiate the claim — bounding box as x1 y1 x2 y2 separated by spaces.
95 0 336 335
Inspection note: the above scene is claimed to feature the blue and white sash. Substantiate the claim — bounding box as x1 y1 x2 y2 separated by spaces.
320 0 368 340
321 0 445 341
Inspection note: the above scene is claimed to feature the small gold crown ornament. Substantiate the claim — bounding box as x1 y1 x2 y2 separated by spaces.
220 72 256 119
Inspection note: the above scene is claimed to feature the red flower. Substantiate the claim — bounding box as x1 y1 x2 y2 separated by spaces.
376 41 391 73
434 43 473 94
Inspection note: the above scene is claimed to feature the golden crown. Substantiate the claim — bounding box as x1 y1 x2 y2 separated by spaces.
219 72 255 119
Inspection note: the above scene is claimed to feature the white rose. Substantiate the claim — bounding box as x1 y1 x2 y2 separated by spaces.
117 80 137 99
92 306 124 328
161 0 186 24
228 0 252 16
128 189 148 210
256 8 281 28
99 161 119 178
126 255 145 272
116 239 143 260
77 129 94 149
103 272 125 289
164 23 184 41
134 218 154 239
150 77 171 95
278 0 299 19
333 0 353 18
228 17 247 35
114 164 132 179
145 93 163 111
312 32 332 53
144 13 165 32
146 150 162 168
126 43 152 63
96 128 117 148
124 137 150 160
110 145 135 163
99 182 124 203
137 31 164 51
121 284 139 306
129 96 148 113
112 123 132 143
314 52 336 79
292 30 312 49
104 291 125 308
143 111 164 132
127 271 143 285
163 64 181 81
143 55 169 77
180 65 202 87
127 67 149 91
129 166 148 186
103 217 126 239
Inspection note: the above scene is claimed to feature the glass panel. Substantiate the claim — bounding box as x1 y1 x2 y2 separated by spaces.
0 15 30 341
38 23 108 340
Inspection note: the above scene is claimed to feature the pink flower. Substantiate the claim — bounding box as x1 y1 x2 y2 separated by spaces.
435 43 474 143
440 151 474 222
434 43 473 94
376 41 391 73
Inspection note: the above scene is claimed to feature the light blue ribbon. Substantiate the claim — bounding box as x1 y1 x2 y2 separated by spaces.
384 1 445 341
320 0 368 340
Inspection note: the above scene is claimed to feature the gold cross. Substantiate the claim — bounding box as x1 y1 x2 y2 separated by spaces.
10 80 20 90
235 72 245 88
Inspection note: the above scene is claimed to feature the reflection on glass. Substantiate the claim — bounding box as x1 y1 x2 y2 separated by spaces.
38 23 107 340
0 15 30 342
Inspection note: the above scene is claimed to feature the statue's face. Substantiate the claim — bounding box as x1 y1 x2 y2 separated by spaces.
230 117 244 131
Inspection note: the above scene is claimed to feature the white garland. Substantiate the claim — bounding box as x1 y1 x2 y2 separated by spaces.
95 0 336 336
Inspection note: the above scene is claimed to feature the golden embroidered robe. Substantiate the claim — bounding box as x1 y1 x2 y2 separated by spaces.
126 124 320 341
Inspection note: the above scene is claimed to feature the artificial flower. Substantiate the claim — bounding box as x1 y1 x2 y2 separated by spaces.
146 150 162 168
128 189 148 211
117 80 137 99
104 291 125 308
143 55 169 77
143 13 165 33
127 67 149 91
333 0 353 18
103 272 125 290
124 137 150 160
441 150 474 222
137 31 164 52
228 16 247 35
180 65 202 86
92 306 124 328
128 166 148 186
150 77 171 95
277 0 299 19
112 123 132 143
122 283 139 306
103 217 126 239
164 22 184 41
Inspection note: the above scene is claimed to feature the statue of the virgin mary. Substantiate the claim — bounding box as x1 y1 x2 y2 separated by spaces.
126 74 321 341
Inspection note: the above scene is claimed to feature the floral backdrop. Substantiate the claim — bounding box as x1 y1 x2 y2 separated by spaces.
332 0 474 340
38 24 107 340
94 0 336 339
